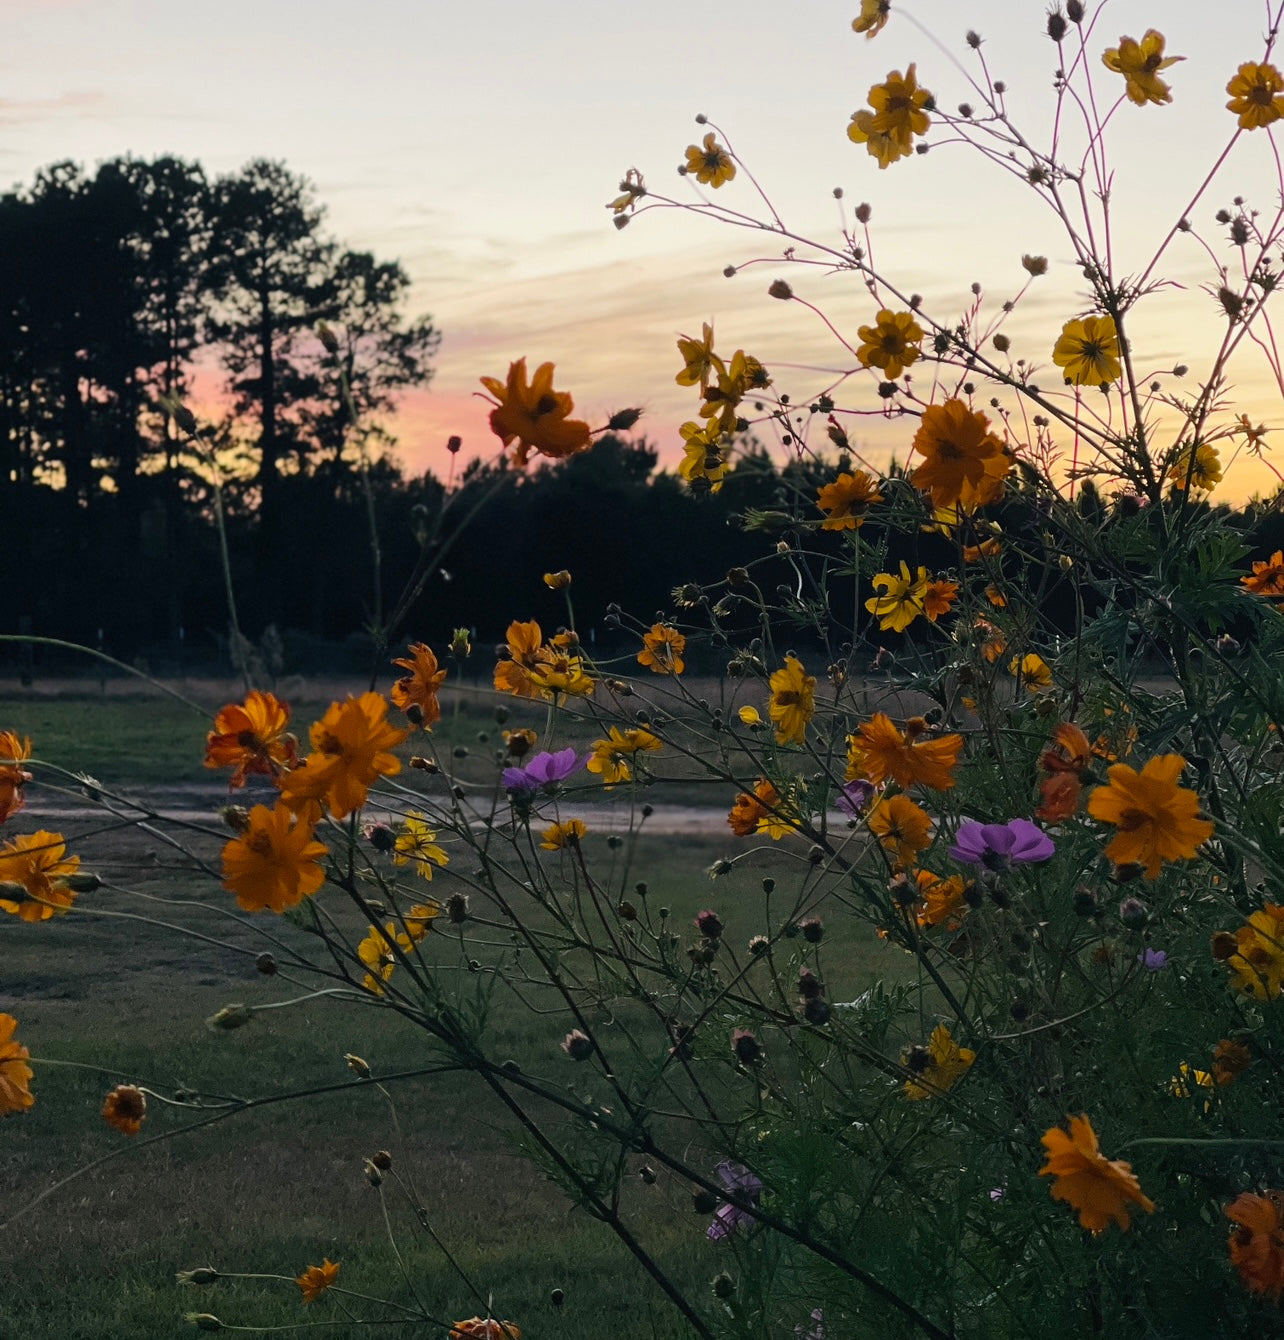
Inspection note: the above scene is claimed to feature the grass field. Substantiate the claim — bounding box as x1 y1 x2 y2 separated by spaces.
0 694 901 1339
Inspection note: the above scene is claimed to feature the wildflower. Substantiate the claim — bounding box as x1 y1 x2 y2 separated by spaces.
728 779 780 836
638 623 686 674
527 646 595 700
1242 550 1284 596
221 803 327 913
922 578 959 622
0 830 80 920
1227 62 1284 130
973 618 1006 664
700 349 766 432
865 562 929 633
902 1023 975 1100
392 812 449 880
586 727 662 785
494 619 552 699
707 1161 763 1240
768 655 817 746
950 818 1054 870
738 705 763 727
503 728 538 757
101 1085 147 1135
851 0 890 38
856 309 923 381
1226 1192 1284 1300
835 778 876 816
543 569 572 590
203 691 297 788
1137 948 1168 971
1221 905 1284 999
1039 1114 1156 1232
1102 30 1183 106
390 643 447 727
1087 754 1213 879
479 358 592 468
541 819 587 850
397 903 441 947
679 421 730 491
1234 413 1269 453
675 323 718 388
358 924 398 993
1007 653 1051 693
912 870 970 929
0 731 32 824
848 65 933 169
1052 315 1122 387
910 399 1010 513
502 748 582 796
1037 722 1093 822
684 131 736 187
0 1013 34 1115
816 471 882 530
867 793 932 866
1168 1062 1215 1106
846 713 963 791
295 1260 340 1305
1167 443 1221 491
1213 1039 1252 1085
696 908 724 939
449 1318 522 1339
278 693 406 820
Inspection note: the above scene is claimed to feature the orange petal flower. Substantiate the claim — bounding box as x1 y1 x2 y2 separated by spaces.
846 713 962 791
638 623 686 674
1040 1114 1155 1232
867 794 932 867
278 693 406 819
479 358 591 468
0 731 32 824
101 1084 147 1135
390 643 447 728
221 802 327 913
0 830 80 921
816 470 883 530
1242 550 1284 596
910 399 1011 513
449 1320 522 1340
1213 1039 1252 1086
493 619 553 699
912 869 970 930
295 1258 341 1304
728 779 779 837
1227 1191 1284 1300
1086 754 1213 879
0 1012 35 1115
204 691 297 788
1036 723 1093 822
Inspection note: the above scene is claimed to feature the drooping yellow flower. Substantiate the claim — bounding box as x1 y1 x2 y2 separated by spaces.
390 643 447 728
867 793 932 867
851 0 891 39
847 713 963 791
358 923 398 994
101 1085 147 1136
856 309 923 381
541 819 587 850
586 727 662 785
847 64 932 169
204 691 297 788
1167 442 1222 492
1102 30 1183 106
1234 413 1269 453
278 693 406 820
638 623 686 674
528 646 595 700
1220 905 1284 1000
679 421 729 492
1086 754 1214 879
0 1013 34 1115
675 323 718 389
1052 315 1122 388
865 562 928 633
768 655 816 745
699 349 767 434
910 399 1010 513
295 1259 340 1305
221 803 327 914
816 470 883 530
1227 62 1284 130
1009 652 1054 692
1040 1114 1155 1233
1227 1192 1284 1301
392 812 449 880
684 132 736 188
479 359 592 468
902 1023 975 1100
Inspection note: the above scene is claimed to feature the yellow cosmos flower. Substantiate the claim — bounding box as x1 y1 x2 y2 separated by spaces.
586 727 662 785
479 359 592 468
541 819 587 850
1086 754 1214 879
1220 905 1284 1000
1227 62 1284 130
1102 30 1183 106
768 654 817 745
865 562 928 633
1010 653 1053 692
0 1012 35 1115
856 309 924 381
295 1259 340 1305
1052 315 1122 388
684 132 736 187
1167 442 1222 492
527 649 595 700
847 64 932 169
679 421 729 492
638 623 686 674
675 322 717 389
358 923 398 994
1040 1114 1156 1233
902 1023 975 1100
816 470 883 530
393 812 449 880
851 0 891 39
0 830 80 921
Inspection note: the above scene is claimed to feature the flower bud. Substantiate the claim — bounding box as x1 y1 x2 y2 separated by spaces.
543 570 572 590
607 407 643 432
768 279 794 300
747 934 770 955
800 916 825 943
219 805 251 834
731 1027 763 1066
185 1315 223 1332
550 1288 566 1307
63 871 102 892
255 952 277 976
371 1149 393 1171
693 1189 719 1214
1021 254 1048 277
345 1052 372 1078
447 893 470 924
177 1267 220 1286
696 908 724 939
640 1164 658 1184
363 822 396 853
992 333 1010 353
364 1159 383 1186
316 321 340 354
205 1004 253 1032
561 1028 594 1061
712 1272 736 1299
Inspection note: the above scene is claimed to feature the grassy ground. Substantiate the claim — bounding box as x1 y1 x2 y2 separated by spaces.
0 695 901 1339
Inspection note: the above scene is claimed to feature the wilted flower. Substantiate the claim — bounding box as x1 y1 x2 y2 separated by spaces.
1226 1191 1284 1300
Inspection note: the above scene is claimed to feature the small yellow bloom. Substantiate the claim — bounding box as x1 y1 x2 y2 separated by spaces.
738 705 763 727
768 655 817 746
1052 315 1122 388
586 727 662 785
541 819 587 850
851 0 890 38
295 1259 340 1305
847 64 932 169
542 570 572 590
1010 653 1053 692
679 421 729 492
393 812 449 880
1102 30 1183 106
684 132 736 187
675 323 717 389
865 562 928 633
638 623 686 675
856 309 923 381
1167 443 1222 492
902 1023 975 1100
816 471 882 530
1227 62 1284 130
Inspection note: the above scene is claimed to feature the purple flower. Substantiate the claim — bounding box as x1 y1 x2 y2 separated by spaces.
502 747 582 796
949 818 1055 871
1138 948 1168 972
707 1160 762 1241
795 1309 825 1340
836 779 876 816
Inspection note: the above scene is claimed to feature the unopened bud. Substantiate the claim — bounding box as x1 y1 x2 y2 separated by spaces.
345 1052 372 1078
364 1158 383 1186
219 805 251 834
316 320 340 354
177 1268 220 1286
205 1004 252 1032
607 407 643 432
255 952 277 976
185 1316 223 1332
63 871 102 892
371 1149 393 1171
768 279 794 300
562 1029 594 1061
543 570 572 590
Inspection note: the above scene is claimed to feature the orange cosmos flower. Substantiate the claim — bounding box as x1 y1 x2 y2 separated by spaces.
204 690 297 789
494 619 551 699
922 578 959 622
912 869 970 930
1227 1192 1284 1301
278 693 406 819
1040 1114 1155 1233
0 830 80 921
221 803 327 913
910 399 1010 513
1227 62 1284 130
727 779 780 837
1213 1039 1252 1086
101 1084 147 1135
1086 754 1213 879
1242 550 1284 597
0 731 32 824
1037 722 1093 822
0 1012 34 1115
846 713 963 791
390 642 447 727
867 794 932 867
295 1259 341 1304
816 470 883 530
769 655 817 745
479 358 592 468
638 623 686 674
449 1320 522 1340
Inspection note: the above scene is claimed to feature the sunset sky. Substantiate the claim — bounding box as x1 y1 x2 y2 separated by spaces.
6 0 1284 497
